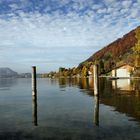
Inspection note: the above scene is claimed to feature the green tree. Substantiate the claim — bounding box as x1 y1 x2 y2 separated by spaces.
81 66 87 77
59 67 65 76
98 60 105 74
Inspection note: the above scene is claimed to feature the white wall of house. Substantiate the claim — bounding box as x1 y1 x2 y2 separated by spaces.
112 66 132 77
112 70 116 77
116 68 130 77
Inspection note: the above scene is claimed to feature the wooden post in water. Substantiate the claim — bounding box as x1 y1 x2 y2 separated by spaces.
93 96 99 126
93 64 99 96
32 66 37 97
32 97 38 126
32 66 38 126
93 65 99 125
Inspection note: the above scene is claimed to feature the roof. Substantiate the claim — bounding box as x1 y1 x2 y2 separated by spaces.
112 63 134 70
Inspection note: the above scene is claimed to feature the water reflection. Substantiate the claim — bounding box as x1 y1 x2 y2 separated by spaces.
0 78 17 90
0 78 140 139
57 77 140 124
32 94 38 126
57 77 140 94
112 79 134 91
112 79 140 92
59 78 67 88
93 96 99 126
58 77 94 90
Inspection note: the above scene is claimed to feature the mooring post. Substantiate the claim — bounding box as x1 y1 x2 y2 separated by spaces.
93 64 99 96
93 96 99 126
32 97 38 126
32 66 38 126
32 66 37 97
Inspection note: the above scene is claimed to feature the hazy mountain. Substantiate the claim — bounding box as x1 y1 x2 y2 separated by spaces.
0 68 18 78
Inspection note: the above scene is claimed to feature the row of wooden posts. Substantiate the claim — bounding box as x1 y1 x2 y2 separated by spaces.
31 65 99 97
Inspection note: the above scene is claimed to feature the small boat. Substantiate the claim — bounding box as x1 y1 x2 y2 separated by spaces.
108 77 119 80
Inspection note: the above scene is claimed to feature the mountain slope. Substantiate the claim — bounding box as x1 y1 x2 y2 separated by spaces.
79 26 140 73
0 68 18 78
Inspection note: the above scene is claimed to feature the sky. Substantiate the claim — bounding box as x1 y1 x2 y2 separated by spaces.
0 0 140 73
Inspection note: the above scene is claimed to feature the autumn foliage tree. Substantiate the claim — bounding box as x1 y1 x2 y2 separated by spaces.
81 66 88 77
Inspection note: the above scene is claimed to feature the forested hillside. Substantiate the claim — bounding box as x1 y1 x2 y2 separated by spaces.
79 26 140 74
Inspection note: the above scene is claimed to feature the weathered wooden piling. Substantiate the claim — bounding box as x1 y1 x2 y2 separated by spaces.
93 64 99 96
32 66 37 97
93 96 99 126
32 97 38 126
32 66 38 126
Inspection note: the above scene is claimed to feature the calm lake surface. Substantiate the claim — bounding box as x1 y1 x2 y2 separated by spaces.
0 78 140 140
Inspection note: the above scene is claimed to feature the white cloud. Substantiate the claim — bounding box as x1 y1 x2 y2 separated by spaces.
122 0 132 8
136 0 140 5
92 4 103 10
9 4 19 10
107 7 114 13
97 8 107 14
103 0 117 5
130 9 139 18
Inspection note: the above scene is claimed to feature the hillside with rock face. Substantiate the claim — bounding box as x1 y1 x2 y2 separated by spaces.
78 26 140 73
0 68 18 78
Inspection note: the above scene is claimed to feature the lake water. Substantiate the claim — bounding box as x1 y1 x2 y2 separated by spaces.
0 78 140 140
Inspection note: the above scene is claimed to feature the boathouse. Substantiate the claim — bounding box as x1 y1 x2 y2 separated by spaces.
112 64 134 78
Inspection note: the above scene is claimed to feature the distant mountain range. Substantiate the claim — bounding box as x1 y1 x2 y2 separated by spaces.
0 67 41 78
0 68 18 78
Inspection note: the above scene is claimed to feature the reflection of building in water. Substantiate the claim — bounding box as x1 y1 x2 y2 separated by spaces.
112 64 134 78
112 79 134 91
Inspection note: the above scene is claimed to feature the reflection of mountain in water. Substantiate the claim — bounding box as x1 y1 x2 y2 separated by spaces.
58 77 140 124
0 78 17 90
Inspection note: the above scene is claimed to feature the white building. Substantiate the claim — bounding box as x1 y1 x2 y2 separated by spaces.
112 64 134 78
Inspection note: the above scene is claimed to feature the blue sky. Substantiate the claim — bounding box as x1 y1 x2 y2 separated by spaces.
0 0 140 73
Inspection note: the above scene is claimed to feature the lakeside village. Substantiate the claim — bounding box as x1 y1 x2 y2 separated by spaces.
44 63 140 79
